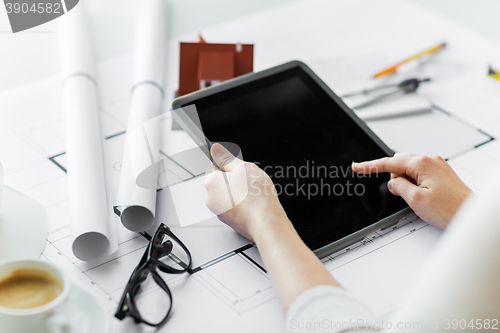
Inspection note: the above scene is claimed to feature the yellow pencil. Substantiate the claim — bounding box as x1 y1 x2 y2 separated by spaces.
488 65 500 81
373 42 446 78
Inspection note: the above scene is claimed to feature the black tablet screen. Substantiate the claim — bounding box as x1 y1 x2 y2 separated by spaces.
183 65 408 251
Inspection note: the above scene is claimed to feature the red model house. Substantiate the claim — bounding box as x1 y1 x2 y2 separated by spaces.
178 35 254 96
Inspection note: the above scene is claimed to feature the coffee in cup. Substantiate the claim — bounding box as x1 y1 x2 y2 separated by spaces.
0 259 72 333
0 268 63 309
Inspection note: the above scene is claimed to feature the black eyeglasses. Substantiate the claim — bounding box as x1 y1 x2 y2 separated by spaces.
114 223 192 327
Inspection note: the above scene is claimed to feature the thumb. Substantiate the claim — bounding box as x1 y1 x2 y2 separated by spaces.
387 176 421 204
210 143 244 172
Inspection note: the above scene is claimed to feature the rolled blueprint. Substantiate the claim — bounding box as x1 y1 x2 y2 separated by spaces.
117 0 166 232
59 5 117 261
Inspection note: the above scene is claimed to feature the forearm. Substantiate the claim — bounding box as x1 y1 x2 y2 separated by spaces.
252 209 341 312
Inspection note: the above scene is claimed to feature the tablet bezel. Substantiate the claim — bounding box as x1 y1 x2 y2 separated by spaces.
171 60 412 258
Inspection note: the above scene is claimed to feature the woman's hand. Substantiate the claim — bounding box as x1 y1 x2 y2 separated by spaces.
352 153 472 229
205 143 289 241
205 143 340 310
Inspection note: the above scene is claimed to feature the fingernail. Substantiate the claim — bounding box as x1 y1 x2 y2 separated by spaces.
211 143 227 157
387 179 394 191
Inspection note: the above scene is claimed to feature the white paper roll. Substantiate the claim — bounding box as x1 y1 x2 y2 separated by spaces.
133 0 166 85
118 86 163 231
59 5 117 261
117 0 167 232
58 5 95 81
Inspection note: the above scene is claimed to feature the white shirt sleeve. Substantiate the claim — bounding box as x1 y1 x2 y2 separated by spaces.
284 174 500 333
285 285 381 333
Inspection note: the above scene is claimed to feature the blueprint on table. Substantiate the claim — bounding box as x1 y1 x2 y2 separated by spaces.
1 0 500 331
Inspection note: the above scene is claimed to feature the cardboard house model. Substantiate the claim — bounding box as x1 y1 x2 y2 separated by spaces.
178 35 254 96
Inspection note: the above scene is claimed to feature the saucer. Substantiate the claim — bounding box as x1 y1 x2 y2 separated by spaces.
0 186 48 261
66 284 110 333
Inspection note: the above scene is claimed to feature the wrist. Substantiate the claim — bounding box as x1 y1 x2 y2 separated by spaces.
452 186 473 217
249 202 295 243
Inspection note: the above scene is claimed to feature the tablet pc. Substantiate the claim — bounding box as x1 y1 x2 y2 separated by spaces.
172 61 411 258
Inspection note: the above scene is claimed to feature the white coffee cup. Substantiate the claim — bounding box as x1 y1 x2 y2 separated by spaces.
0 259 74 333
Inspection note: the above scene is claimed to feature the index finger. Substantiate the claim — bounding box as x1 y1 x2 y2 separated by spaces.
352 155 415 177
